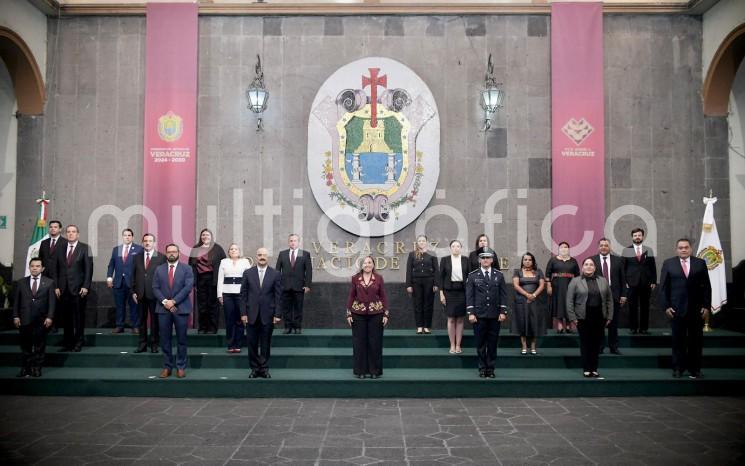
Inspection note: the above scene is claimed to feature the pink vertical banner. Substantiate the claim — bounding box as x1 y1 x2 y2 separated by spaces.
551 2 605 259
143 3 198 251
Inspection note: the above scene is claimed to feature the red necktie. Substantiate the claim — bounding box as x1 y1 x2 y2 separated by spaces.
145 252 151 269
50 238 56 254
123 245 129 263
635 247 641 262
290 249 296 268
31 277 38 296
682 259 689 278
168 265 175 288
602 257 610 284
67 245 74 266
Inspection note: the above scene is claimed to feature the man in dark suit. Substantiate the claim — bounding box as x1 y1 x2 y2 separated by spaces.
13 258 56 377
466 247 508 379
38 219 66 333
622 227 657 334
275 234 312 334
54 225 93 352
107 228 143 334
658 238 712 379
591 237 627 354
38 220 66 280
152 243 194 379
132 233 166 353
241 247 282 378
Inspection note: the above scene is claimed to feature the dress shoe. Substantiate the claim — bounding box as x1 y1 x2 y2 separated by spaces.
599 347 606 354
583 372 592 378
672 370 682 378
630 329 638 335
283 328 292 335
610 348 623 355
31 367 41 377
73 346 82 352
689 372 702 379
487 372 495 378
159 368 171 378
262 371 271 379
132 328 140 335
151 346 159 353
111 328 124 334
134 347 147 353
198 329 206 335
16 368 30 378
371 374 380 379
479 371 486 378
176 369 186 378
591 372 600 378
423 328 431 334
296 328 303 334
355 374 364 379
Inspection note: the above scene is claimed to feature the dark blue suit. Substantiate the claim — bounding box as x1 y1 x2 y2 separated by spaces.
107 243 143 329
152 262 194 371
659 256 711 375
466 268 508 375
240 266 282 373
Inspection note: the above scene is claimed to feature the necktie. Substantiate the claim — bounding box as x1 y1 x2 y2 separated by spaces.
31 277 38 296
50 238 56 254
123 245 129 263
67 245 74 266
636 246 642 262
168 265 175 288
682 259 689 278
145 252 151 269
259 269 265 287
602 257 610 284
290 249 296 268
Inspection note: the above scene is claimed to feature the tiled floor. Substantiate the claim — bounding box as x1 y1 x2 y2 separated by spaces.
0 396 743 465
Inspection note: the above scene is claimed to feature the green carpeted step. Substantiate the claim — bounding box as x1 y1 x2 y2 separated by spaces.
2 366 744 398
2 329 744 348
1 345 743 369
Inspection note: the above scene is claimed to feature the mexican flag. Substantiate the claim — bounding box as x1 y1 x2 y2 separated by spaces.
24 193 50 276
696 196 727 313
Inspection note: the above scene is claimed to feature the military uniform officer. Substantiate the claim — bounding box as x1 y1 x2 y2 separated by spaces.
466 247 508 378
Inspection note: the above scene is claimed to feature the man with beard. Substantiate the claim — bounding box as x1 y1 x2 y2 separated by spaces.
622 228 657 334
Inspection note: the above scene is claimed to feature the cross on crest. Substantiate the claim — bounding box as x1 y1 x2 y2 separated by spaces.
362 68 387 128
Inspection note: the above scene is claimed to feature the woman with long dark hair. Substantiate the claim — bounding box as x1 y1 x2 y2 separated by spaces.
567 258 613 378
346 255 390 379
512 252 546 355
469 234 491 272
405 235 438 334
188 229 226 334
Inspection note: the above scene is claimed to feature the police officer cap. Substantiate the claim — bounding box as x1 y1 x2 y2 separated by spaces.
478 247 496 258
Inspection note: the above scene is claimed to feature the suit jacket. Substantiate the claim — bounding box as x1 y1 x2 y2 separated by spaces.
132 250 167 301
465 268 508 319
240 266 282 325
622 244 657 287
566 276 614 321
55 241 93 295
658 256 712 317
13 275 56 325
152 262 194 315
188 243 226 286
38 236 67 280
437 255 471 290
106 243 143 288
275 248 313 291
590 254 627 302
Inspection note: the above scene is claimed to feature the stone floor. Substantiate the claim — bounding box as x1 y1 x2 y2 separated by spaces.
0 396 743 465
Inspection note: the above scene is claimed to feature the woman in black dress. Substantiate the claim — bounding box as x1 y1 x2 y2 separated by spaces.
512 252 546 355
545 241 580 334
567 258 613 378
405 235 438 334
469 234 491 272
188 228 226 334
438 240 471 354
346 255 390 378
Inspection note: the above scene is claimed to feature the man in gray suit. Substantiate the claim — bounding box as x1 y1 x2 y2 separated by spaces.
13 258 56 377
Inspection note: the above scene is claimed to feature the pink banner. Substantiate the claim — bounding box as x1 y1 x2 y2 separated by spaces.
143 3 198 251
551 2 605 259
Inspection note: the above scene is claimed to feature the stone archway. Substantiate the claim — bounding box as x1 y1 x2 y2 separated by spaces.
0 26 45 115
703 22 745 116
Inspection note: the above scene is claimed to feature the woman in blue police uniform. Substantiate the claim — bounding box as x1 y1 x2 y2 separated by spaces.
465 247 508 378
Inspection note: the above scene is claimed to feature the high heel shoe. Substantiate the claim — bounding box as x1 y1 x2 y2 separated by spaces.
423 328 431 334
416 328 423 335
521 349 528 355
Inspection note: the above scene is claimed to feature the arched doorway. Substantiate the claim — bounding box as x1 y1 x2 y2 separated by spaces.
703 22 745 116
0 26 45 115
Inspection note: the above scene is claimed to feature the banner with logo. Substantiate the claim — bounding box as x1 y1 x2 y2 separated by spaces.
143 3 198 250
551 2 605 258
